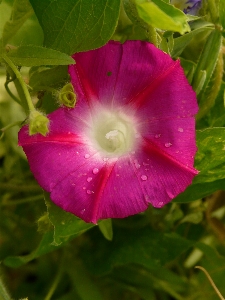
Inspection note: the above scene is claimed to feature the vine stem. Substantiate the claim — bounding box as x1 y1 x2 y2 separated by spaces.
2 54 35 112
195 266 225 300
0 121 23 139
44 252 65 300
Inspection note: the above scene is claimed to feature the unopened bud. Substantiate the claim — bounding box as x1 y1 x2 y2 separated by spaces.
59 83 76 108
29 110 49 136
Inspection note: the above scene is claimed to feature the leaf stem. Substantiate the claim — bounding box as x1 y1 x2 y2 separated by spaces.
44 252 65 300
0 276 12 300
2 54 35 112
4 78 21 105
1 194 43 206
195 266 225 300
0 121 23 139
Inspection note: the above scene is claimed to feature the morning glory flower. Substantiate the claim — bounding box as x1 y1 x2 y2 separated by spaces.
18 41 198 224
171 0 202 14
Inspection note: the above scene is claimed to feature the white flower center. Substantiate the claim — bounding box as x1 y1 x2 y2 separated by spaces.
89 108 137 157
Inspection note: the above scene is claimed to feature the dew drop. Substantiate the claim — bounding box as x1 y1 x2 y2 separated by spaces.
167 190 174 198
84 154 90 159
93 168 99 174
103 157 108 162
81 209 85 214
87 177 92 182
165 142 172 148
178 128 183 132
134 159 140 169
141 175 147 181
155 134 161 138
83 187 86 190
158 201 164 207
87 190 94 194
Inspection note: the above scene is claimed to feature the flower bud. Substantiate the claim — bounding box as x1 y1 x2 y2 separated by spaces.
59 83 76 108
29 110 49 136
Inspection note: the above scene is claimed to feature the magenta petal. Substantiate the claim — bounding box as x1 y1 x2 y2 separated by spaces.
69 41 178 108
19 40 198 223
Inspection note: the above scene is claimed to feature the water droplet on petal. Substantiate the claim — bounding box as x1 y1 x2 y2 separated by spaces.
134 159 140 169
165 142 172 148
87 177 92 182
81 209 85 214
84 154 90 159
87 190 94 194
103 157 108 162
93 168 99 174
167 190 174 198
155 134 161 138
178 128 183 132
83 187 86 190
158 201 164 207
141 175 147 181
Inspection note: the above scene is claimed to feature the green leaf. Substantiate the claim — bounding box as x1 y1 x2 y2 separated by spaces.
208 82 225 127
98 219 113 241
82 227 194 275
4 231 59 268
196 49 223 121
2 0 33 46
192 30 222 98
0 277 12 300
67 261 104 300
195 128 225 183
29 65 69 90
6 45 75 66
109 264 187 300
219 0 225 29
123 0 158 45
172 22 213 57
29 0 120 54
135 0 190 34
44 192 95 246
174 178 225 203
180 58 196 84
175 127 225 203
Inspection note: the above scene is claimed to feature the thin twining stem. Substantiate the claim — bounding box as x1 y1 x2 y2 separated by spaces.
195 266 225 300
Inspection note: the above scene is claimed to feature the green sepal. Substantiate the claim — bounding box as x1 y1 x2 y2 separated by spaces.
98 219 113 241
59 83 76 108
29 110 49 136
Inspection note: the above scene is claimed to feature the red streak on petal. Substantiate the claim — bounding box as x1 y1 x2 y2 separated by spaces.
18 133 85 146
73 63 97 104
129 60 179 109
91 161 116 224
142 137 198 175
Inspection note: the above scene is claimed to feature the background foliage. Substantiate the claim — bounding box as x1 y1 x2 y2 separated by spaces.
1 0 225 299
